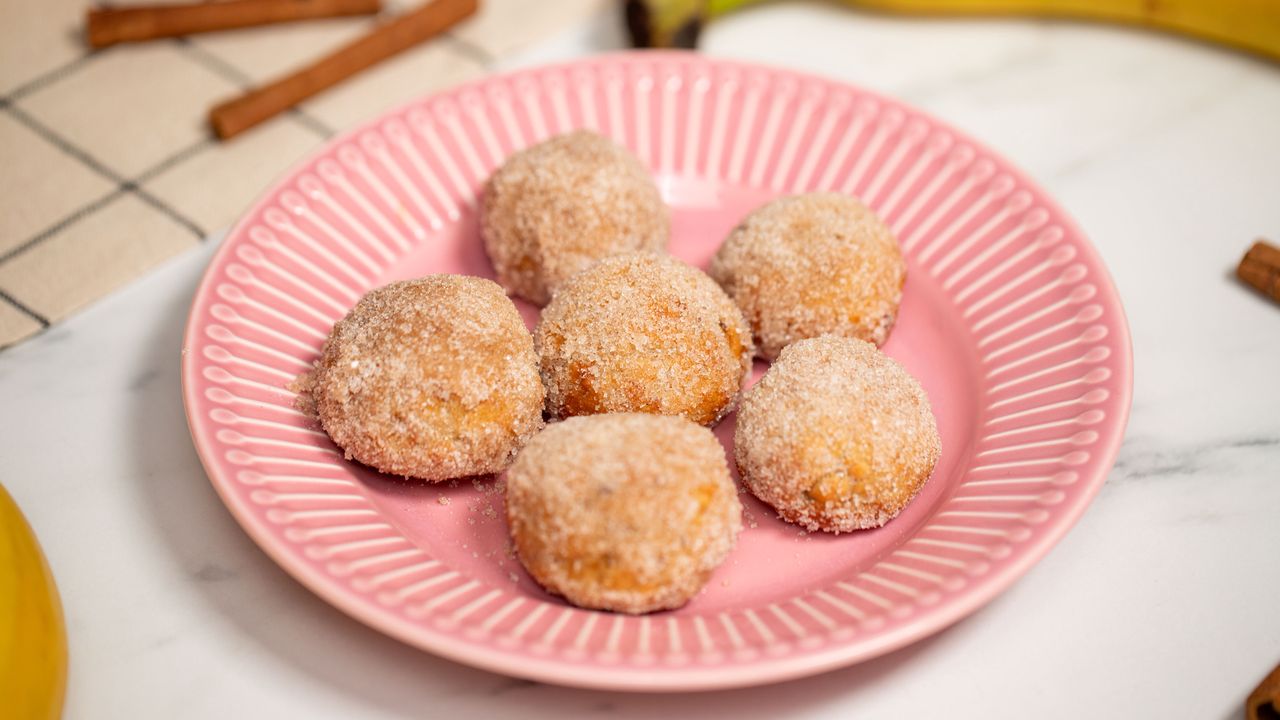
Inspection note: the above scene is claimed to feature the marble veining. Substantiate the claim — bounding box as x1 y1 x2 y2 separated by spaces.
1110 434 1280 483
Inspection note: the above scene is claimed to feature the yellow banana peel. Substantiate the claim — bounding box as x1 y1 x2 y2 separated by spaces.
624 0 1280 63
0 484 67 720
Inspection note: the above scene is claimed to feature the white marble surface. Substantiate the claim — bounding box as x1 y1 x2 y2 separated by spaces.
3 2 1280 717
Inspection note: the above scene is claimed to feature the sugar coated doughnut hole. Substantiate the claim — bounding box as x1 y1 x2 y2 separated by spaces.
734 335 940 533
710 192 905 360
534 252 753 426
481 130 669 305
505 413 742 614
308 276 544 481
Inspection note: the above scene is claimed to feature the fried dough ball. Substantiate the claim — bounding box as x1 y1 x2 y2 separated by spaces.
480 130 669 305
534 252 753 426
734 336 940 533
505 413 742 614
709 192 905 360
308 276 544 481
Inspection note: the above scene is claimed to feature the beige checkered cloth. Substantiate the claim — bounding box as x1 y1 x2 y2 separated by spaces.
0 0 604 349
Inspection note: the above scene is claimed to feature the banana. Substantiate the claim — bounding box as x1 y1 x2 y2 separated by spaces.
0 484 67 720
623 0 1280 63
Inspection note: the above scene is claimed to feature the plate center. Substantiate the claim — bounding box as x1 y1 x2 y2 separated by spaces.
357 175 982 614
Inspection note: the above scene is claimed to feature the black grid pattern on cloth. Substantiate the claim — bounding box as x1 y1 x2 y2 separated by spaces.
0 40 348 344
0 25 498 351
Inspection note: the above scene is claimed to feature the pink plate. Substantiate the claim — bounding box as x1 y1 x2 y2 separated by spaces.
182 52 1132 691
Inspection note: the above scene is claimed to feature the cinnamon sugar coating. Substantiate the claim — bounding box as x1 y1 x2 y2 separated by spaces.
505 413 742 613
734 336 940 533
710 193 905 360
308 276 544 481
534 252 753 426
481 130 669 305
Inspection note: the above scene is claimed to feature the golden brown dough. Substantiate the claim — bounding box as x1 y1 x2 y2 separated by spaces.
505 413 742 613
710 192 904 360
534 252 753 426
308 275 544 481
735 335 940 532
481 130 669 305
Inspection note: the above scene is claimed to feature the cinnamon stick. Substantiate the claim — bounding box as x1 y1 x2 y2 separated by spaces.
1238 239 1280 305
1246 661 1280 720
86 0 383 49
208 0 478 140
